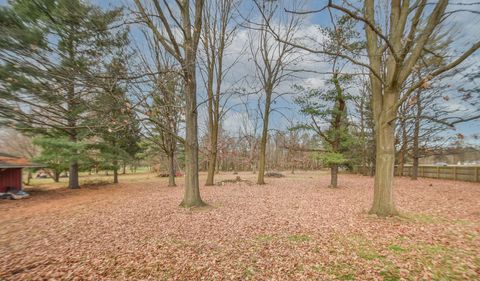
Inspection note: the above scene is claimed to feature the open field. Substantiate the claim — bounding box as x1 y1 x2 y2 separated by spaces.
1 171 480 280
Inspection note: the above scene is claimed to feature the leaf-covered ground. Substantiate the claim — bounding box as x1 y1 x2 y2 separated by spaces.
1 172 479 280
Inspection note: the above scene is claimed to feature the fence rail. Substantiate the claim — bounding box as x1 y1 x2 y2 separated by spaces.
399 165 480 182
354 165 480 183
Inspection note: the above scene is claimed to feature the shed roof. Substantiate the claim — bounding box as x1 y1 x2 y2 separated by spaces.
0 153 44 169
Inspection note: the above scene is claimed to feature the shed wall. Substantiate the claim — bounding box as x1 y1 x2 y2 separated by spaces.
0 168 22 192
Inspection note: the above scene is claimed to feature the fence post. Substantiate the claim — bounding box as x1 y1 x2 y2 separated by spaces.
437 167 440 179
421 166 424 177
476 167 479 182
453 167 457 181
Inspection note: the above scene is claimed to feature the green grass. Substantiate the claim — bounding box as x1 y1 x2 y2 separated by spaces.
315 263 356 280
337 273 355 280
358 249 383 260
388 245 406 253
399 213 446 224
243 266 255 279
255 235 274 242
287 234 311 242
25 169 157 189
380 269 401 281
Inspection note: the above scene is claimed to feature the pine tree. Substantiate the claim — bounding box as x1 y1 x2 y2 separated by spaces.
294 73 355 188
90 57 141 184
0 0 126 188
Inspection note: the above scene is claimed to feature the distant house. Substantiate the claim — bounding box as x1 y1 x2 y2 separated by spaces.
0 153 43 193
419 147 480 165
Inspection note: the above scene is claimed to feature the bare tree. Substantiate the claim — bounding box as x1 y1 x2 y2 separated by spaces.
132 27 185 187
133 0 206 207
200 0 240 185
249 0 302 184
268 0 480 215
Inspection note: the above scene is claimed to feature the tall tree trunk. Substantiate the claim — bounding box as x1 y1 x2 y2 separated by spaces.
68 133 79 189
397 151 405 177
69 160 79 188
257 90 272 185
180 66 205 207
329 74 345 189
397 115 406 177
205 124 218 185
66 29 79 190
113 159 119 184
359 94 368 176
411 91 422 180
167 152 176 187
113 142 119 184
330 165 338 188
122 161 126 174
113 168 118 184
369 113 398 216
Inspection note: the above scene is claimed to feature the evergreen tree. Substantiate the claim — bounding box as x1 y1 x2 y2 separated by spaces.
0 0 126 188
294 73 356 188
90 57 141 184
33 136 88 182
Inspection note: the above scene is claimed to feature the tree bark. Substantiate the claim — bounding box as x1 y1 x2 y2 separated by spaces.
69 160 79 189
257 89 272 185
397 117 408 177
52 171 60 183
113 159 119 184
411 91 422 180
68 133 79 189
167 152 176 187
66 27 79 190
180 65 205 207
330 165 338 188
369 113 398 216
205 125 218 186
113 168 118 184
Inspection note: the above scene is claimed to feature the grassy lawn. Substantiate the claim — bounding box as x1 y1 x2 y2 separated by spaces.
1 171 479 280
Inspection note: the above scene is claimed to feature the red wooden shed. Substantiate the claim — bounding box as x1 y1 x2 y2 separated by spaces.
0 153 43 193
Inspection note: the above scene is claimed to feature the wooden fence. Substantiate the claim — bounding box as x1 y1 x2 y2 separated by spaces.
354 165 480 183
396 165 480 182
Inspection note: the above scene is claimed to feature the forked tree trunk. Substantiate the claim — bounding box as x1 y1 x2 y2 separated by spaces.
330 165 338 188
180 68 205 207
167 152 176 187
369 113 398 216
